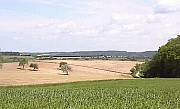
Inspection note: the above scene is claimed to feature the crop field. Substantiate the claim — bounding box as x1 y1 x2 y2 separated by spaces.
0 60 141 86
0 79 180 109
45 60 141 74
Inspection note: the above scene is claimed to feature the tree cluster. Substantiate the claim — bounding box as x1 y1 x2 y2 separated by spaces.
133 35 180 78
59 62 71 75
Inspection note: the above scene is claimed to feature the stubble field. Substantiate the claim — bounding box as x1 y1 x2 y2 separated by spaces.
0 60 142 86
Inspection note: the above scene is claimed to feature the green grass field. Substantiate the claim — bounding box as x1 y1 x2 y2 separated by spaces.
0 79 180 109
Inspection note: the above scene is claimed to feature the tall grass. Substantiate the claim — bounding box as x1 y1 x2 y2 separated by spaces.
0 79 180 109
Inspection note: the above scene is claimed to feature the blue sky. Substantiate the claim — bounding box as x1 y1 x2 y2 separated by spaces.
0 0 180 52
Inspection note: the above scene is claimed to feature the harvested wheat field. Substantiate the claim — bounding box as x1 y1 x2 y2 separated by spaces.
0 60 142 86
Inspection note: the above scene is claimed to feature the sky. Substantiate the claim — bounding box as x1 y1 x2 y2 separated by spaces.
0 0 180 52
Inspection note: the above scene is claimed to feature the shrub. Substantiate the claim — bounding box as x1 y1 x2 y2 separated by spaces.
29 63 39 71
130 63 145 78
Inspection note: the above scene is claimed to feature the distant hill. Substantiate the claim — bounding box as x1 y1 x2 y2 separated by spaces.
29 51 157 58
0 52 20 56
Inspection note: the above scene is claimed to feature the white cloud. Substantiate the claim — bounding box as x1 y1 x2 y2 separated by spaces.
157 0 180 6
1 0 180 51
155 0 180 13
20 0 71 7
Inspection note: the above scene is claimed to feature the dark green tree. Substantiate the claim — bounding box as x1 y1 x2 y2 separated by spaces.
142 35 180 77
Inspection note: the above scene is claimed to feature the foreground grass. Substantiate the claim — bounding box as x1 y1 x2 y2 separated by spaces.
0 79 180 109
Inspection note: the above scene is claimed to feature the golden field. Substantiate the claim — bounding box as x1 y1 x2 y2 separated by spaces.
0 60 142 86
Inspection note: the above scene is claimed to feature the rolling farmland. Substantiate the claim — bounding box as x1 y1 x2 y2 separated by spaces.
0 60 141 86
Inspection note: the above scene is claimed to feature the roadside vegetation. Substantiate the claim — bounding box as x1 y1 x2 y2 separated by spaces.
131 35 180 78
130 64 143 78
0 79 179 109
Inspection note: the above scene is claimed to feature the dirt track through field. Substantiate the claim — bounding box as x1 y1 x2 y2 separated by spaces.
0 60 142 86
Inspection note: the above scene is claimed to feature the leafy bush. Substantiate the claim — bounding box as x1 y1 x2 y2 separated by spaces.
29 63 38 71
130 64 141 78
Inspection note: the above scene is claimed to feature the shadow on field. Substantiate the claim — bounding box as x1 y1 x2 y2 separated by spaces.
58 73 69 75
16 67 25 70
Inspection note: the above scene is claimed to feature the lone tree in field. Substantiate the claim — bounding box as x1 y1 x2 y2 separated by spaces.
19 58 28 69
59 62 71 75
29 63 38 71
59 62 67 69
